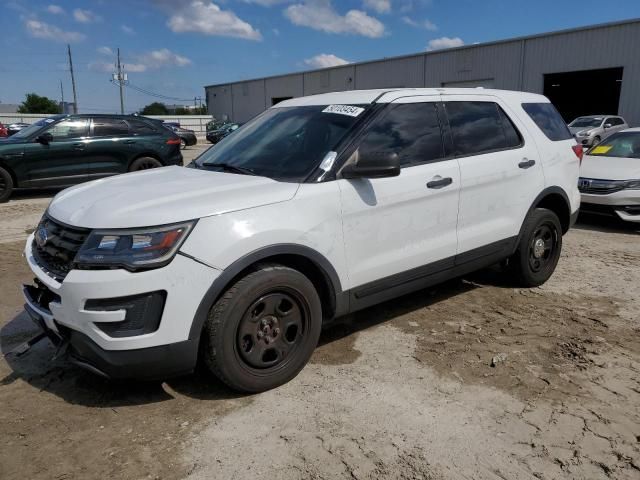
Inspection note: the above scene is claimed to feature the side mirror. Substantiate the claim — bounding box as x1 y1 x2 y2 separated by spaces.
341 151 400 179
604 123 612 129
36 132 53 144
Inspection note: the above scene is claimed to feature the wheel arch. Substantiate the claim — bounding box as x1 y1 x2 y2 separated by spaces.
522 186 572 237
188 244 346 342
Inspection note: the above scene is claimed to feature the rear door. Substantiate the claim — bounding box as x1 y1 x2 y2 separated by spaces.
85 117 133 179
23 117 90 187
442 95 544 256
338 97 461 303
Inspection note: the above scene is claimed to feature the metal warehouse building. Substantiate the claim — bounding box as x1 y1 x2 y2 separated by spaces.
205 18 640 126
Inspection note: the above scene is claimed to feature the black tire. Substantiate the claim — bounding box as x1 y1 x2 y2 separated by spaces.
128 157 163 172
0 167 14 203
180 138 187 150
593 135 601 145
202 263 322 393
510 208 563 287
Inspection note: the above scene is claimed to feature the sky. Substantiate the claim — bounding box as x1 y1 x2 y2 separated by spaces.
1 0 638 114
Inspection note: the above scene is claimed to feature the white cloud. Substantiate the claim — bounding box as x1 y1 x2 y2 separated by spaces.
25 19 85 42
137 48 192 68
401 16 437 31
304 53 349 68
241 0 291 4
166 1 262 40
362 0 390 14
285 0 386 38
426 36 464 51
46 4 64 14
73 8 101 23
97 46 113 56
89 48 191 74
121 25 135 34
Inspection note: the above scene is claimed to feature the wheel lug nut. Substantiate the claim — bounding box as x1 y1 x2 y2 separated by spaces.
261 319 268 326
257 331 264 338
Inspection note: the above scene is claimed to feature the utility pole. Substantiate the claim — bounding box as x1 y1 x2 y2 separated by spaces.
60 80 64 112
67 44 78 113
117 48 125 114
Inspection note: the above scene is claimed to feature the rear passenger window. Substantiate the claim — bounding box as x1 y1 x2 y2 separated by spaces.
128 119 157 134
358 103 444 166
93 118 129 137
445 101 522 156
521 103 572 141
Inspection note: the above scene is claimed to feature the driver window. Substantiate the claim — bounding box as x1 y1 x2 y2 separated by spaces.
47 118 89 141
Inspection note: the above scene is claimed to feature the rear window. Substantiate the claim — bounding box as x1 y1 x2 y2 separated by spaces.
93 118 129 137
128 118 157 134
445 101 523 157
522 103 572 141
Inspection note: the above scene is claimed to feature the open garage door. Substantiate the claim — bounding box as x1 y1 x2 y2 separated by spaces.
544 67 623 123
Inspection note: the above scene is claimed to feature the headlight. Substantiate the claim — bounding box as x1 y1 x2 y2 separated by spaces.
75 220 196 270
626 180 640 190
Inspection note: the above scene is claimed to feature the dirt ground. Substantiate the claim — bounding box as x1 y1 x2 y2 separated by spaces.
1 170 639 479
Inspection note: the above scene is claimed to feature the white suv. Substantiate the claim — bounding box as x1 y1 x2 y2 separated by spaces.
23 89 581 392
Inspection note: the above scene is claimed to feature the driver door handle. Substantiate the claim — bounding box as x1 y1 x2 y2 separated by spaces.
72 143 86 151
123 140 136 144
518 158 536 169
426 176 453 189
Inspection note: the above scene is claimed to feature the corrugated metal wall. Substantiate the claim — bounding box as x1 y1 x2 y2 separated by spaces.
206 20 640 125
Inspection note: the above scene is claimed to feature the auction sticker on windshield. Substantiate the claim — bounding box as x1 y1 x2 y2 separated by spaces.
322 105 365 117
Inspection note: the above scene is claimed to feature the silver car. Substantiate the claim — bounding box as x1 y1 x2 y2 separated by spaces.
569 115 628 147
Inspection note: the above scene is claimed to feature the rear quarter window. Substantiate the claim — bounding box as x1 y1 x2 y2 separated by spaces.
522 103 572 141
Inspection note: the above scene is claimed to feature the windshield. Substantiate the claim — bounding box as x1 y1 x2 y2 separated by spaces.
569 117 603 128
12 117 61 139
197 105 364 181
587 132 640 159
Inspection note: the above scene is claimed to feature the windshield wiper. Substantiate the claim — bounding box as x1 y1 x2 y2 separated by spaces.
202 162 257 176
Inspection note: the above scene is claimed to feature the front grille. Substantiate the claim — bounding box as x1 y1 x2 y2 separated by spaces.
578 178 626 195
32 216 89 281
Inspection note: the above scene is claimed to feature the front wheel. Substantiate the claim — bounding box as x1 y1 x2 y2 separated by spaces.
593 135 601 145
202 264 322 393
0 167 14 203
509 208 562 287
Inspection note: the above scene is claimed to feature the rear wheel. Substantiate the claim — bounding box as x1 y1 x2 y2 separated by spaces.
509 208 562 287
202 264 322 393
0 167 14 203
129 157 163 172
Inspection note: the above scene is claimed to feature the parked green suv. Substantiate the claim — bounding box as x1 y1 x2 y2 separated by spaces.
0 114 183 202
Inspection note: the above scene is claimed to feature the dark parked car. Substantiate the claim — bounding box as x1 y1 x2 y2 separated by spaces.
206 122 240 144
0 114 183 202
7 122 30 136
165 124 197 149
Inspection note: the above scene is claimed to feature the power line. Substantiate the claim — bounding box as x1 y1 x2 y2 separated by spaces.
113 80 194 102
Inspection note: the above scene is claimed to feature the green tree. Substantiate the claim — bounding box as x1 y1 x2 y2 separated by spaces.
17 93 61 114
140 102 169 115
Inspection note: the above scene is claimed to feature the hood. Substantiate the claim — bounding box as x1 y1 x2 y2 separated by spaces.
569 127 593 136
581 155 640 180
47 166 299 229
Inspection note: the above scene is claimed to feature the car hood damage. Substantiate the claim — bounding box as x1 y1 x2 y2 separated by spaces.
47 166 299 229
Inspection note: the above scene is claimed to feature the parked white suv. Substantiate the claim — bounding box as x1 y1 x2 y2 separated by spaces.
23 89 581 392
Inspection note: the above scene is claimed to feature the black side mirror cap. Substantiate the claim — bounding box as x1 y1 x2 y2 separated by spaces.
341 151 401 179
36 132 53 144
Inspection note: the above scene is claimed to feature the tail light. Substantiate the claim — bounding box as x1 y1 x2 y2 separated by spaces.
572 145 584 164
166 137 181 145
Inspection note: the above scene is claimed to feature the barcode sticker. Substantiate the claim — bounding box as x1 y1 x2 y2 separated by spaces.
322 105 365 117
